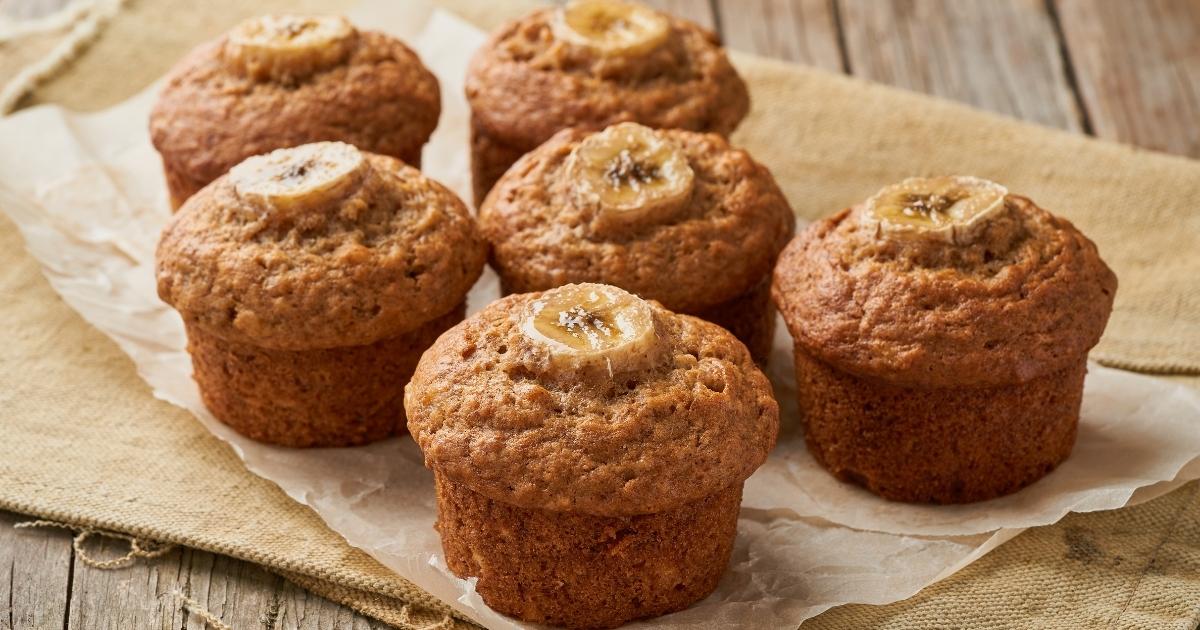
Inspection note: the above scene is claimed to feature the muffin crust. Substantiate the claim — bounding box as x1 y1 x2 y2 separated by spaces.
406 291 779 516
151 28 440 206
480 127 792 364
467 8 747 155
157 153 485 350
773 196 1117 388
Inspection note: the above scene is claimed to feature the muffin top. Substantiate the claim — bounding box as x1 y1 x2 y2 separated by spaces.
405 283 779 516
480 123 795 312
773 176 1117 388
465 0 749 150
156 142 485 351
150 15 440 189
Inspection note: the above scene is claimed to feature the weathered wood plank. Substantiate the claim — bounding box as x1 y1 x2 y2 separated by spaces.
716 0 845 72
0 511 73 630
837 0 1084 130
1054 0 1200 157
641 0 718 32
0 517 393 630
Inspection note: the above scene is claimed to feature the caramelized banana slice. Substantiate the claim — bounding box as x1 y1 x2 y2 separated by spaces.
521 283 660 374
226 15 356 82
230 142 368 214
566 123 695 230
551 0 670 57
865 175 1009 245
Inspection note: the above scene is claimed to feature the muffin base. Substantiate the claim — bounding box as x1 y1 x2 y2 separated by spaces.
693 274 775 365
187 303 463 448
794 346 1085 503
470 114 533 207
435 473 741 629
165 147 424 211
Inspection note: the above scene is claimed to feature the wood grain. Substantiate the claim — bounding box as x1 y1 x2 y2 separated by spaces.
837 0 1084 131
63 535 391 629
1 512 72 630
1055 0 1200 157
0 510 387 630
715 0 845 71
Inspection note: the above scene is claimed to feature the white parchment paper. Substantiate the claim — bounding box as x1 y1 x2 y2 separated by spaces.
2 2 1200 628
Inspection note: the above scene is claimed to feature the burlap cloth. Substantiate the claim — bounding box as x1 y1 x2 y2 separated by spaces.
2 0 1199 628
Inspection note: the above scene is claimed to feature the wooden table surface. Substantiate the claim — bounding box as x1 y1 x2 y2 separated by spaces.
3 0 1199 628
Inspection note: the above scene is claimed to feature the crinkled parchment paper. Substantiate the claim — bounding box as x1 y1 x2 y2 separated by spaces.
2 1 1200 628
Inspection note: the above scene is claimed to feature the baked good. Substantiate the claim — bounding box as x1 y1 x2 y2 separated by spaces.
150 15 440 209
479 122 794 363
156 142 485 447
772 176 1117 503
406 283 778 628
465 0 749 205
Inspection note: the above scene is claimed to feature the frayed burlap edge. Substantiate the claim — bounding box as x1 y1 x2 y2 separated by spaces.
280 570 478 630
1094 355 1200 376
0 0 126 114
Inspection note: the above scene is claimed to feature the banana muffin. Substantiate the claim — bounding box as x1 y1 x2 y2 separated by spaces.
480 123 794 364
406 283 779 628
773 176 1117 504
151 14 440 209
465 0 749 205
156 142 485 447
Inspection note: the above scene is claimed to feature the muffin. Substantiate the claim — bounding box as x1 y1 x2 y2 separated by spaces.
150 15 440 209
773 176 1117 503
479 122 794 364
156 142 485 447
406 283 779 628
465 0 749 205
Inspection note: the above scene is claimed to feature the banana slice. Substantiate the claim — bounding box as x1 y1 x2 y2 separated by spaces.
226 15 356 82
521 283 660 375
864 176 1009 245
566 123 695 230
230 142 368 214
551 0 671 57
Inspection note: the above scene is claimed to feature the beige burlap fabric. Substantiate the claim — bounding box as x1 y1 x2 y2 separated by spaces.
2 0 1198 628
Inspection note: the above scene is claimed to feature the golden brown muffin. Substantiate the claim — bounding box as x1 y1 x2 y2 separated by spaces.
773 176 1117 504
479 123 794 364
406 283 779 628
150 15 440 209
465 0 749 205
156 142 485 447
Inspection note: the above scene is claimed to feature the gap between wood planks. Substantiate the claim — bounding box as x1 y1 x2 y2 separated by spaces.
647 0 1200 159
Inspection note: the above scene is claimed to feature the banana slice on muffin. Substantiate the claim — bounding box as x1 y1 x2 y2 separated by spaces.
225 15 357 82
551 0 671 57
865 175 1008 245
230 141 367 214
565 122 695 231
521 283 661 375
